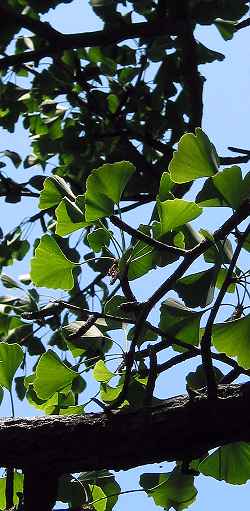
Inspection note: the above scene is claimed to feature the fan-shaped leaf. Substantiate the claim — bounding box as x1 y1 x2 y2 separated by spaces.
169 128 218 183
85 161 135 221
30 235 78 290
33 350 77 399
199 442 250 484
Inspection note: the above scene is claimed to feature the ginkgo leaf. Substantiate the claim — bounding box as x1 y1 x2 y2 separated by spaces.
30 235 78 290
140 467 197 510
93 360 114 382
212 315 250 368
39 175 75 210
199 442 250 484
158 199 202 233
33 350 77 399
169 128 218 183
174 267 218 308
55 196 89 236
85 161 135 221
0 343 23 391
160 299 202 348
212 166 242 209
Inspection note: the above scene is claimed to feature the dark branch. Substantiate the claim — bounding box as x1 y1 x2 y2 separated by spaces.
200 222 250 399
110 216 186 256
0 5 62 41
147 199 250 311
178 3 203 131
1 384 250 472
0 19 183 68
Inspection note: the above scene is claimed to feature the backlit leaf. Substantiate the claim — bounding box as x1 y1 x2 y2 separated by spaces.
30 235 78 290
174 267 218 308
93 360 114 383
0 343 23 391
199 442 250 484
33 350 77 399
55 196 89 236
39 175 75 210
85 161 135 222
169 128 218 183
158 199 202 233
140 467 197 510
212 315 250 368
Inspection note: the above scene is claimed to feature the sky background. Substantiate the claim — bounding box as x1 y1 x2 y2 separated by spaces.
0 1 250 509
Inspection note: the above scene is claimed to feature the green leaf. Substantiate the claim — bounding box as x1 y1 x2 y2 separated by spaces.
55 196 89 236
107 94 119 113
88 228 111 252
203 235 233 264
33 350 77 399
212 166 242 208
160 299 203 348
174 267 218 308
242 232 250 253
79 470 121 511
212 315 250 369
93 360 114 382
63 321 110 358
30 235 78 290
158 199 202 233
127 242 156 281
63 320 107 343
85 161 135 222
169 128 219 183
214 18 237 40
140 467 197 510
199 442 250 484
0 471 24 510
100 383 123 403
215 268 236 293
104 295 133 330
59 404 85 415
57 474 87 508
186 364 224 390
0 343 23 391
196 177 227 207
240 171 250 202
91 485 107 511
39 175 75 210
158 172 174 201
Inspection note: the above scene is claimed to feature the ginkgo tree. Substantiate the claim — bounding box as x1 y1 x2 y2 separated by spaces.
0 1 250 511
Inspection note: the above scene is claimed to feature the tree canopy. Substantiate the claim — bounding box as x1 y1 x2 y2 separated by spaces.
0 1 250 510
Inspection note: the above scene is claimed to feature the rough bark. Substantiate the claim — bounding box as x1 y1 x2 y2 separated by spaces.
0 384 250 474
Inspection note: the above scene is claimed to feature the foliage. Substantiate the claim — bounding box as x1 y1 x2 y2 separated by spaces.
0 0 249 510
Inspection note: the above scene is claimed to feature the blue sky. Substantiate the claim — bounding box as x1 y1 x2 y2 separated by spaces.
0 1 250 509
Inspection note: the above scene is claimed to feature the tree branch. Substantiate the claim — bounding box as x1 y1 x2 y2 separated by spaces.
110 216 186 256
1 384 250 473
0 19 182 68
177 2 203 131
146 198 250 311
200 222 250 400
0 4 62 41
111 199 250 408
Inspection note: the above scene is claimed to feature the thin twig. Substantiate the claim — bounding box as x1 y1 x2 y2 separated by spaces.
109 200 250 408
200 222 250 400
110 216 186 256
144 347 158 406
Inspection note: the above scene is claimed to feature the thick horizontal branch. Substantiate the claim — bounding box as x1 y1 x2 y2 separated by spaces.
0 19 182 68
0 5 61 41
1 384 250 473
